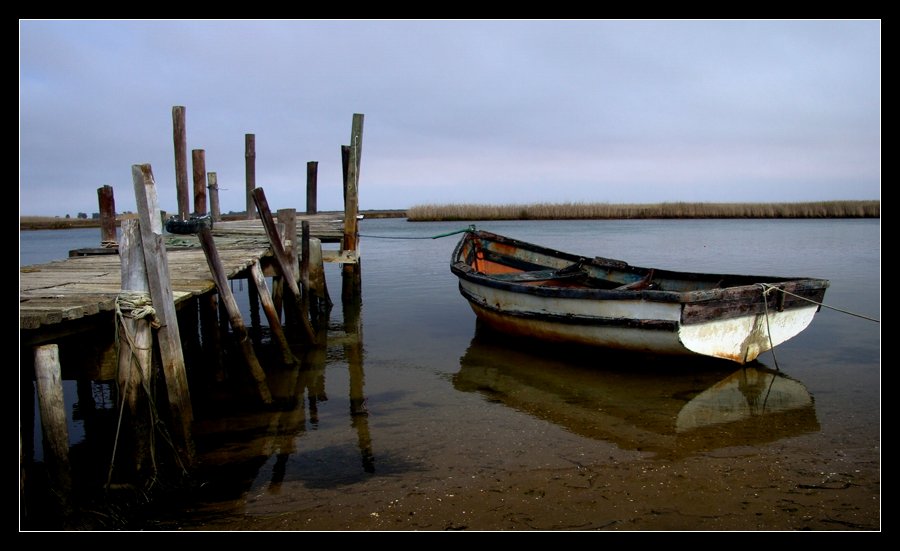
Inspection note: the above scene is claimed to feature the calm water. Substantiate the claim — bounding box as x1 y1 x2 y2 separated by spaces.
19 219 880 528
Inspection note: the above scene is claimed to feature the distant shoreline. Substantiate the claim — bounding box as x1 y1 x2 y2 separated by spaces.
19 209 408 231
20 201 879 230
406 200 879 221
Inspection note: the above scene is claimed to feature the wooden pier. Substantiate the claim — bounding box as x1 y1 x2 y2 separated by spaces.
20 109 367 523
21 216 353 337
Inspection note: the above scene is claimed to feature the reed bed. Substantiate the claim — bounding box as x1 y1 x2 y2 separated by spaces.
407 201 880 221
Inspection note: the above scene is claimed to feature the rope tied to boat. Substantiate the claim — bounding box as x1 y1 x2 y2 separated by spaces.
359 225 476 240
758 283 880 323
758 284 781 371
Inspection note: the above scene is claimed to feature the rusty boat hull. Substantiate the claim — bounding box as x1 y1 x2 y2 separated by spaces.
450 230 829 364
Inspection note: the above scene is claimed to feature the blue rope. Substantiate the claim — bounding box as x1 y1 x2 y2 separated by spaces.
359 225 476 240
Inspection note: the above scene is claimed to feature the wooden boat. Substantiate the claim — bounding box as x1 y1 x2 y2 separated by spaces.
450 229 829 364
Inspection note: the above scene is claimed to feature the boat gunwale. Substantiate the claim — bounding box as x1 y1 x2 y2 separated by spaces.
451 230 830 308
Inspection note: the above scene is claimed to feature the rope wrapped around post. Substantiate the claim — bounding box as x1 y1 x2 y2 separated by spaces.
116 291 162 329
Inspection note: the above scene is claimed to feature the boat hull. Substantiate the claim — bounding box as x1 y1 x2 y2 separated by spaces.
451 230 828 364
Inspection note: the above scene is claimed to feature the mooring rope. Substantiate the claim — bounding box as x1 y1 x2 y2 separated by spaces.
758 283 880 323
758 284 781 371
108 291 187 489
359 225 476 240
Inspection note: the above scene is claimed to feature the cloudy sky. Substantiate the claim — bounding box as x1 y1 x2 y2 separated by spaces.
20 20 880 217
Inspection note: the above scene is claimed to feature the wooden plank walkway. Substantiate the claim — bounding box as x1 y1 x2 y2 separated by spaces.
20 214 349 332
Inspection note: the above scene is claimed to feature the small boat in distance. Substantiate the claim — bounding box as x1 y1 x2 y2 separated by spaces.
450 229 829 364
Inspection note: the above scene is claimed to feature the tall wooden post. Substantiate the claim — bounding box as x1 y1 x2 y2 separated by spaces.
97 185 117 247
342 114 364 299
341 145 350 205
245 134 256 219
208 172 221 222
117 219 153 478
277 209 298 281
301 220 311 321
172 106 190 220
192 149 207 216
197 228 272 404
131 164 194 461
306 161 318 214
308 237 332 316
33 344 72 498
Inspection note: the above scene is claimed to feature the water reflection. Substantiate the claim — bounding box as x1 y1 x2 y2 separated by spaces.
190 295 375 505
453 327 819 459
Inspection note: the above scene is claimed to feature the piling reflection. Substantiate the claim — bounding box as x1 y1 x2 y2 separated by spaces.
188 293 374 507
453 328 819 459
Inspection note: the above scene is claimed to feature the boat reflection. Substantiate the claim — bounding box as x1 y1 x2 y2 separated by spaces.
453 327 819 459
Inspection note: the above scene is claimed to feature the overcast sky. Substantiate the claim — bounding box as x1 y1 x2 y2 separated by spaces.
20 20 880 217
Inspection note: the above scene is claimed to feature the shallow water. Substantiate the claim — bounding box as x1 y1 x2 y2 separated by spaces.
19 219 880 530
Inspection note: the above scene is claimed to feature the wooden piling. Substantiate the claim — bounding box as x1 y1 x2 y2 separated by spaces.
245 134 256 219
276 209 298 281
199 292 224 384
249 262 296 366
208 172 221 222
172 106 190 220
192 149 207 216
308 237 332 315
343 114 364 255
301 221 312 321
341 145 350 205
275 208 296 326
117 219 153 477
33 344 72 498
342 114 364 298
197 227 272 404
306 161 318 214
97 185 117 247
247 276 261 339
251 188 316 343
132 164 194 459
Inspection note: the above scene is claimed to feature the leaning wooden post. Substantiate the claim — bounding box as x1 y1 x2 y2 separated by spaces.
97 185 117 247
245 133 256 219
301 220 312 319
131 164 194 460
208 172 221 222
197 227 272 403
306 161 318 214
249 262 296 366
252 188 316 343
172 106 190 220
192 149 207 216
33 344 72 499
117 219 153 478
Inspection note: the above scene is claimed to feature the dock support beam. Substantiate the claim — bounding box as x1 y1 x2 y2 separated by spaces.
116 219 153 479
245 133 256 219
306 161 318 214
208 172 221 222
342 114 364 299
33 344 72 500
132 163 194 461
192 149 207 216
97 185 117 247
172 106 190 220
